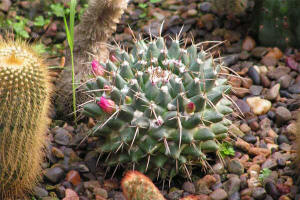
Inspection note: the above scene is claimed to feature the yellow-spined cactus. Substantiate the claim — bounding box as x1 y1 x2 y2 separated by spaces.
0 39 51 199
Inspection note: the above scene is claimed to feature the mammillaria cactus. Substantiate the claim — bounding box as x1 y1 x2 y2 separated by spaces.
82 36 233 180
121 171 165 200
0 40 51 199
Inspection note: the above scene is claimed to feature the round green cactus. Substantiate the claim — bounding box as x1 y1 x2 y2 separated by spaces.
0 40 51 199
83 36 233 180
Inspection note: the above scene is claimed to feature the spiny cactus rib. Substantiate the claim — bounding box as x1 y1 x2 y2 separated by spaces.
0 40 51 199
83 35 233 180
121 171 165 200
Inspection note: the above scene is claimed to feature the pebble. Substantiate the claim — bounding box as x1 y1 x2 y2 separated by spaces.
240 123 251 133
243 134 257 144
228 159 244 175
261 158 277 169
235 99 251 114
265 84 280 101
278 75 292 89
63 189 79 200
252 47 268 58
209 188 228 200
265 182 280 199
34 186 49 198
250 85 263 95
246 97 272 115
242 36 256 51
212 163 225 174
44 167 65 184
182 182 195 193
275 106 292 125
66 170 81 186
223 176 241 196
277 135 289 145
252 187 267 200
54 130 71 146
288 83 300 94
248 66 261 85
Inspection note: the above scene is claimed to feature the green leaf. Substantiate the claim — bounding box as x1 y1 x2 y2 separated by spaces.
138 3 148 8
259 168 272 182
150 0 161 3
219 142 235 157
34 16 50 27
50 3 65 17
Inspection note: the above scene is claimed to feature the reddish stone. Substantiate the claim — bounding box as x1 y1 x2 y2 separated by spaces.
66 170 81 186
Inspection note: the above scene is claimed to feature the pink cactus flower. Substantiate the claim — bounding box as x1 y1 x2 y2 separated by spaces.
92 60 105 76
185 102 196 114
97 97 116 114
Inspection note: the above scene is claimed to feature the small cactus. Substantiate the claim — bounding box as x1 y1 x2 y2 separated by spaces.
83 35 233 180
0 40 51 199
121 171 165 200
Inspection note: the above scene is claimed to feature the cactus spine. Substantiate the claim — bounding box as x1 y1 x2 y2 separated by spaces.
0 40 51 199
83 36 233 180
121 171 165 200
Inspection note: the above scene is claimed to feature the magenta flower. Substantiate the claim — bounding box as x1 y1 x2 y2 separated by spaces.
97 96 116 114
185 102 196 114
92 60 105 76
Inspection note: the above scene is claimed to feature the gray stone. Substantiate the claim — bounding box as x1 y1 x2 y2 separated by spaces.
275 106 292 125
34 186 48 198
250 85 263 96
54 130 71 146
223 176 241 196
248 66 261 85
44 167 65 183
209 188 228 200
228 159 244 175
252 187 266 200
182 181 195 193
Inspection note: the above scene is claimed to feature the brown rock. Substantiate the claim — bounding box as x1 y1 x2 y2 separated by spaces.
235 138 251 151
252 154 267 164
249 147 271 157
229 76 242 87
241 77 253 89
242 36 256 51
233 87 249 98
261 55 278 66
66 170 81 186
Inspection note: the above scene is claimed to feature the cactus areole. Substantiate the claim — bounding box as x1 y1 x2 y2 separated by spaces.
83 37 233 180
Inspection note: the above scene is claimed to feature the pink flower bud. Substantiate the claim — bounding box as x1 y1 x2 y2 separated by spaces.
109 53 118 63
97 97 116 114
185 102 196 114
92 60 105 76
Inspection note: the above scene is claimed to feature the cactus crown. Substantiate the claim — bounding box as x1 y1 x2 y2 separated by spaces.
83 35 233 180
0 39 51 199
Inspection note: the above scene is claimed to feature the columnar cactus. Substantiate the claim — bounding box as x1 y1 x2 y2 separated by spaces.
83 36 233 180
121 171 165 200
0 40 51 199
252 0 300 49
